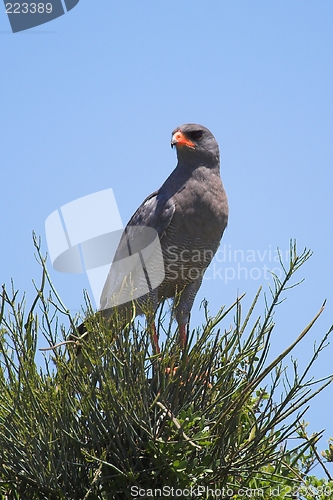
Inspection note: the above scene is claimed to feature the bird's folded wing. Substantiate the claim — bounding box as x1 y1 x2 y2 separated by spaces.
100 191 175 310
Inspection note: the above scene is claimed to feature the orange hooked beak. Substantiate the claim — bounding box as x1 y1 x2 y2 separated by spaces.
171 130 195 149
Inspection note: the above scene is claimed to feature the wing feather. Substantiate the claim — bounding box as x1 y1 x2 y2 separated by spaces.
100 191 175 310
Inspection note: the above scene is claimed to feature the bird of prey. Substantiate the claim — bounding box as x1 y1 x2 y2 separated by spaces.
80 123 228 353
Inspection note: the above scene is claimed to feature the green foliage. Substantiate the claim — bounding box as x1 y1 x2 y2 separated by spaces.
0 238 332 499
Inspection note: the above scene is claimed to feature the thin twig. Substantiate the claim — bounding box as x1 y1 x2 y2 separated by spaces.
39 340 77 351
156 401 201 450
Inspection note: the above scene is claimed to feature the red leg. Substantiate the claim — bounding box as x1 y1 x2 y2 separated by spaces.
151 323 160 354
179 324 187 350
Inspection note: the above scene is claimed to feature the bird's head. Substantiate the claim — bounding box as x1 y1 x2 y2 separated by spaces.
171 123 219 166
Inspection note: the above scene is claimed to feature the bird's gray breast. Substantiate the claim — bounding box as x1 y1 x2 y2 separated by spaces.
161 170 228 290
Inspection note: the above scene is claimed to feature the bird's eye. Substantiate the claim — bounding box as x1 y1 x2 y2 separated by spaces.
188 130 203 141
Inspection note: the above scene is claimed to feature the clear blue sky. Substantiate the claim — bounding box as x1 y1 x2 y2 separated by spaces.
1 1 333 472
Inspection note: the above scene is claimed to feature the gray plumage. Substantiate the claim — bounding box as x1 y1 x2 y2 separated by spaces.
99 123 228 346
